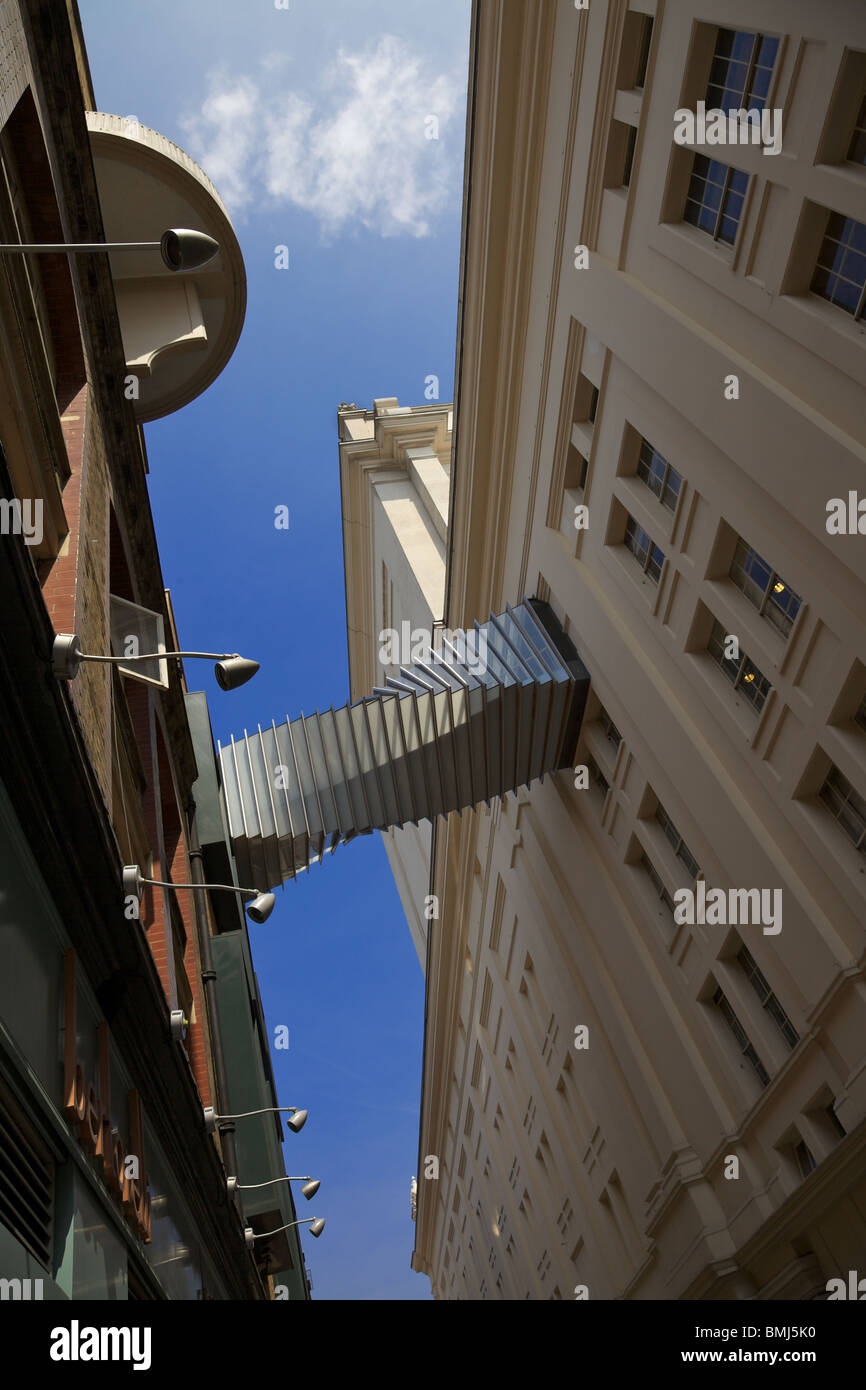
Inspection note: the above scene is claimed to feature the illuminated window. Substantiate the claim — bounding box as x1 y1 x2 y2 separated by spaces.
707 619 772 713
729 537 802 637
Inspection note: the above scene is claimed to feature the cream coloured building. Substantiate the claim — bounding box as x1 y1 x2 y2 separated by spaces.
340 0 866 1300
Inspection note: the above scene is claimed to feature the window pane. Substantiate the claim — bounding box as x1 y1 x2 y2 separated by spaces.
811 212 866 317
683 155 748 244
707 620 740 684
847 91 866 165
819 766 866 853
707 29 777 114
661 468 682 510
730 540 770 607
625 516 650 566
646 544 665 583
713 986 770 1087
730 538 801 638
637 439 667 498
765 579 801 634
737 656 771 712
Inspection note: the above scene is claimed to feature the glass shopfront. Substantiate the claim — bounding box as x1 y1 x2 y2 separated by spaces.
0 776 226 1300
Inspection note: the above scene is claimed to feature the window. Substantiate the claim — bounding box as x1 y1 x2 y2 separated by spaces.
655 803 701 880
794 1139 817 1180
736 944 799 1049
819 764 866 854
606 120 639 190
683 156 749 245
640 852 675 913
598 706 622 751
471 1045 482 1089
618 11 654 92
705 28 779 113
109 594 168 688
810 212 866 319
565 445 588 492
855 694 866 733
637 437 682 511
634 14 653 90
713 986 770 1087
624 514 664 583
826 1102 847 1140
573 374 598 427
707 619 772 713
848 89 866 165
729 537 802 637
381 561 392 633
622 124 637 187
587 755 609 801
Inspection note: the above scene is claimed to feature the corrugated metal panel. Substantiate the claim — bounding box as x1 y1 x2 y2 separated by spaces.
218 600 590 887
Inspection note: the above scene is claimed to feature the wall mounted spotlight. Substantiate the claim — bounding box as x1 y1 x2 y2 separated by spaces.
226 1176 320 1200
122 865 275 925
170 1010 189 1043
52 634 259 689
203 1105 308 1134
245 1217 325 1247
0 228 219 272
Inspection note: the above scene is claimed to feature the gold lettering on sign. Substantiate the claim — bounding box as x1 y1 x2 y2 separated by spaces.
63 950 152 1242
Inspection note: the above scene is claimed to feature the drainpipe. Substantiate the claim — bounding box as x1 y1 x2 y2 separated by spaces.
186 797 237 1177
187 796 268 1299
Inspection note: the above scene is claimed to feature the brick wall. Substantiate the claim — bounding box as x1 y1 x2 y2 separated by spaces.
41 382 112 805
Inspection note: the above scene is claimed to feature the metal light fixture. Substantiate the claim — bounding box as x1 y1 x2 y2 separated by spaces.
170 1009 189 1043
245 1216 325 1247
0 227 219 272
123 865 275 925
226 1175 320 1200
52 634 259 689
203 1105 308 1134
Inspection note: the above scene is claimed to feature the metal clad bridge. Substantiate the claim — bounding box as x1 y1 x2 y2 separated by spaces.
217 599 589 890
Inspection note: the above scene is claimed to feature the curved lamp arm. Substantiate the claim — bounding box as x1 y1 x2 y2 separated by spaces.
245 1217 325 1246
204 1105 308 1133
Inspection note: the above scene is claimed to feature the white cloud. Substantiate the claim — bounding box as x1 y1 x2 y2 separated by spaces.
181 35 464 238
183 72 262 213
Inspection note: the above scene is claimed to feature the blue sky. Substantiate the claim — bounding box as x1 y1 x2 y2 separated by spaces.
79 0 471 1300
